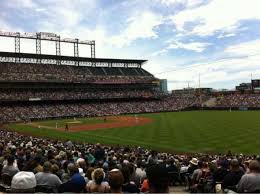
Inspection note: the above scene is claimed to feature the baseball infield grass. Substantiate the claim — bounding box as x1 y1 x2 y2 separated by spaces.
7 111 260 154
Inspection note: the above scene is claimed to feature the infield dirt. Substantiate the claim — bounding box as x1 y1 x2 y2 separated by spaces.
27 116 153 132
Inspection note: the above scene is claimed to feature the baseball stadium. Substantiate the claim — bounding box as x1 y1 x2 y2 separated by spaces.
0 31 260 193
1 31 260 154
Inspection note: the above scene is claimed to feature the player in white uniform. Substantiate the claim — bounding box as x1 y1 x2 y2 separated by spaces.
135 114 138 124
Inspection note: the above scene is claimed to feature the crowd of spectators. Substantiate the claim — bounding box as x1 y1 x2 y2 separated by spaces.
0 63 155 83
5 89 260 123
216 94 260 107
0 96 198 123
0 88 161 101
0 129 259 193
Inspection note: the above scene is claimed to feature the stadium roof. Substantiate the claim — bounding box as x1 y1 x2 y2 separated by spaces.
0 51 147 67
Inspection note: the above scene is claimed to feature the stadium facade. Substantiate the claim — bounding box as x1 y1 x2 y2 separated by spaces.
0 32 169 123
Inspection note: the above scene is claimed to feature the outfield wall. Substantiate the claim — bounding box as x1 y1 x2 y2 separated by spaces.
4 105 260 125
185 106 260 111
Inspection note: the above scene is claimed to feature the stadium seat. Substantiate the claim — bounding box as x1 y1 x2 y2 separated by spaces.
1 173 12 186
35 184 55 193
168 171 179 185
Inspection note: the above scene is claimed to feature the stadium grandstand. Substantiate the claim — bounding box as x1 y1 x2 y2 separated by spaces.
0 32 202 123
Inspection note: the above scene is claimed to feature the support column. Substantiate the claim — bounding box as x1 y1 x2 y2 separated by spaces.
15 33 20 63
36 33 41 64
56 36 61 65
74 39 79 66
91 41 95 58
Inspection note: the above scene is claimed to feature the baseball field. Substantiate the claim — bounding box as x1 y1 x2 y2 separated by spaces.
6 111 260 154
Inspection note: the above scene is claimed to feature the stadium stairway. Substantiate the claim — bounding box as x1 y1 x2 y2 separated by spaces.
169 186 188 193
134 68 141 76
101 67 107 75
202 97 217 107
118 68 125 75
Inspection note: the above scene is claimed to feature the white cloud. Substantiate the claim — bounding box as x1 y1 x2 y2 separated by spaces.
152 40 211 56
160 0 183 6
157 54 260 89
168 40 211 52
6 0 37 9
32 0 97 31
2 0 160 58
185 0 205 8
53 8 81 28
224 39 260 56
109 12 163 47
19 0 37 8
170 0 260 36
217 33 236 39
35 8 46 12
29 2 163 53
151 49 168 56
153 39 260 89
155 56 260 89
160 0 204 8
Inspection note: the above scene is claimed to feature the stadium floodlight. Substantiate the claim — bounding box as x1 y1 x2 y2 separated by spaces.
40 32 57 38
39 32 60 41
0 31 20 36
0 31 96 58
79 40 95 44
61 38 78 43
23 32 36 38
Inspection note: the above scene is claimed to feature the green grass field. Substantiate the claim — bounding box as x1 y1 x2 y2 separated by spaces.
7 111 260 154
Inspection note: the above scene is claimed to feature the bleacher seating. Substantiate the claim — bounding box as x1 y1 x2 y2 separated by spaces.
0 62 155 83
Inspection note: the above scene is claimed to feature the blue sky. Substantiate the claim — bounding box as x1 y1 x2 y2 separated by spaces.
0 0 260 90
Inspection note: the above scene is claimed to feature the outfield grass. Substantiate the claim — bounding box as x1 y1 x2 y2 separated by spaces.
7 111 260 154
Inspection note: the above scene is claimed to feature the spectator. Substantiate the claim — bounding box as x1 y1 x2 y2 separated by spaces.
213 159 229 184
237 160 260 193
167 158 179 185
188 158 198 175
135 160 146 187
33 156 43 173
11 171 36 193
146 164 169 193
147 150 158 165
222 159 244 191
86 168 110 193
121 164 139 193
1 155 19 177
86 167 95 181
191 161 203 184
94 143 105 162
140 178 150 193
85 150 95 164
58 163 86 193
35 161 62 191
108 169 124 193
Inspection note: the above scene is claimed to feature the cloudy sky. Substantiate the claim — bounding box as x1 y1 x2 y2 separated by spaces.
0 0 260 90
